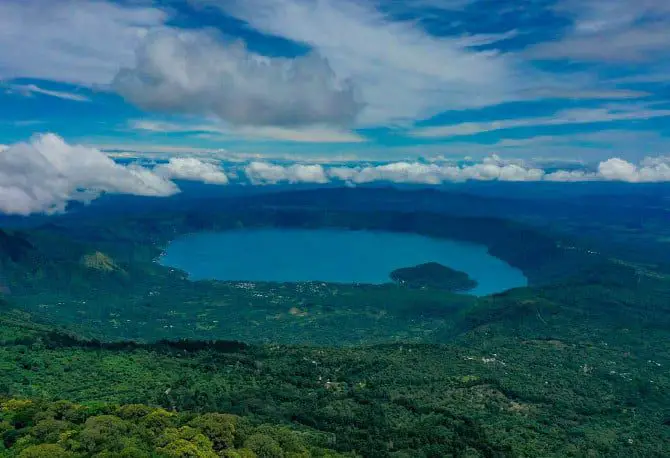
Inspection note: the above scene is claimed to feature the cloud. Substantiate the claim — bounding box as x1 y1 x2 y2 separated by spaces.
410 105 670 138
198 0 644 126
245 162 329 185
0 133 178 215
240 155 670 185
347 162 443 185
392 0 476 12
528 0 670 62
0 0 167 85
114 29 361 127
234 126 367 143
543 170 597 182
338 159 545 184
128 120 215 134
99 144 226 156
598 157 670 182
3 132 669 216
199 0 520 125
154 158 229 184
129 119 366 143
6 83 91 102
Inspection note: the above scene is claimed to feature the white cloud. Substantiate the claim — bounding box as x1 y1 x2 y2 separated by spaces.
154 157 229 184
410 105 670 138
129 119 366 143
114 29 361 127
239 155 670 185
3 133 670 216
528 0 670 62
0 0 167 85
234 125 366 143
245 162 329 185
128 120 218 134
99 144 226 156
349 162 444 185
200 0 520 125
544 170 597 182
342 160 546 184
327 166 361 182
598 157 670 182
0 133 178 215
198 0 642 127
7 83 91 102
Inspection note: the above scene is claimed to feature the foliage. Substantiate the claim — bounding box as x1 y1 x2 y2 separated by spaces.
390 262 478 292
1 189 670 457
0 398 345 458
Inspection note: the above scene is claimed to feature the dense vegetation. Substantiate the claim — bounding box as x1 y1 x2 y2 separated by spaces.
0 301 668 457
1 187 669 457
390 263 477 292
0 397 346 457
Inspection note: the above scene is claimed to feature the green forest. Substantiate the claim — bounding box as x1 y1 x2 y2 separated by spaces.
390 263 478 292
0 203 669 457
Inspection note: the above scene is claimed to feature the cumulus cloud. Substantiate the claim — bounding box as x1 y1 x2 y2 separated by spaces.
4 132 669 217
544 170 597 182
598 157 670 183
0 134 178 215
240 156 670 185
350 162 444 185
113 29 361 127
154 157 229 184
339 159 546 184
245 162 329 185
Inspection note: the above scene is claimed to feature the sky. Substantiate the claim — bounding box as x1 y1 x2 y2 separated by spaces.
1 0 670 214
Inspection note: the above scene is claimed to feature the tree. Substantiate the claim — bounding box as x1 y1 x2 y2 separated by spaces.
78 415 130 454
116 404 152 421
189 413 237 451
18 443 72 458
139 408 176 437
244 434 284 458
252 426 308 457
31 419 71 443
156 426 217 458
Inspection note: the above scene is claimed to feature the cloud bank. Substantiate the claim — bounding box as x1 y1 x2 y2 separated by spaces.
0 134 178 215
114 29 361 127
155 158 229 184
244 162 329 185
242 155 670 185
2 133 670 216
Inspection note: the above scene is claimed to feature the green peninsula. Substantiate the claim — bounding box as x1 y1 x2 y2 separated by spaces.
390 262 478 292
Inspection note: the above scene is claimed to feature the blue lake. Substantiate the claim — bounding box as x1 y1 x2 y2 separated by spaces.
160 229 528 296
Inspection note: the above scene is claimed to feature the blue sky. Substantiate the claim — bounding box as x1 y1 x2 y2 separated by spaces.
1 0 670 163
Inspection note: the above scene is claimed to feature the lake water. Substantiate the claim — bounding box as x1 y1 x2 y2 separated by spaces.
160 229 528 296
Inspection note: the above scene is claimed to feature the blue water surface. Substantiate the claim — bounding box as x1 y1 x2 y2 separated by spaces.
160 229 527 296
